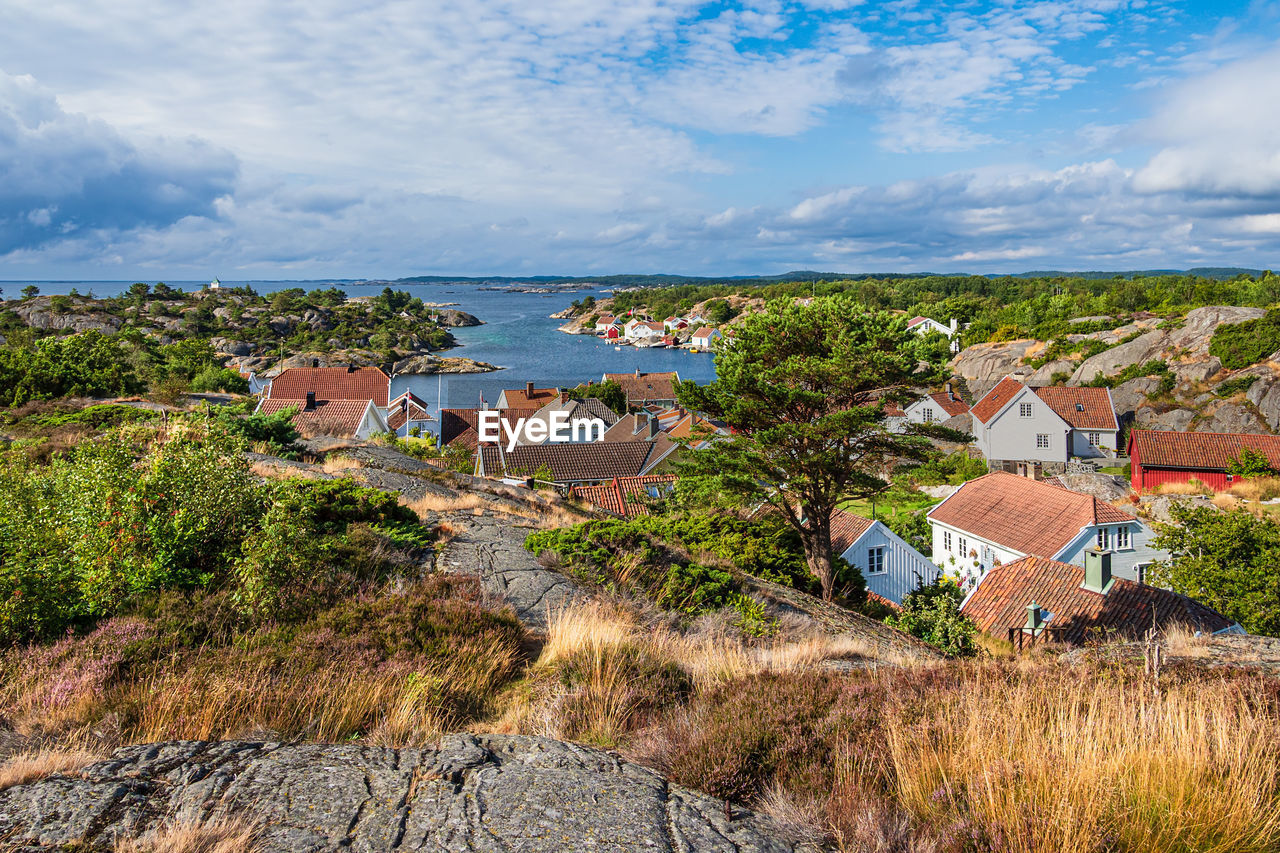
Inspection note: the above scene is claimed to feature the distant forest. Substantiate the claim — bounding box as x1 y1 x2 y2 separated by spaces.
593 270 1280 348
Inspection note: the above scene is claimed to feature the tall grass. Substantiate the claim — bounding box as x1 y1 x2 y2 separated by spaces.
1227 477 1280 502
0 748 101 790
115 818 261 853
885 671 1280 853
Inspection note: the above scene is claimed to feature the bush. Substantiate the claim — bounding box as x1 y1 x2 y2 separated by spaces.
885 579 977 657
189 364 249 394
0 331 144 406
1209 308 1280 370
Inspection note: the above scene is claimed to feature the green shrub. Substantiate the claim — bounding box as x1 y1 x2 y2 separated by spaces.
189 364 249 394
1216 375 1259 397
885 579 977 657
1209 309 1280 370
1227 447 1277 479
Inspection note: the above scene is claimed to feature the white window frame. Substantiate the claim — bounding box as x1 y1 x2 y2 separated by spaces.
867 546 886 575
1036 434 1051 449
943 530 952 552
959 536 969 556
922 407 935 422
1096 527 1110 550
1115 525 1130 549
1088 432 1101 446
1020 402 1033 418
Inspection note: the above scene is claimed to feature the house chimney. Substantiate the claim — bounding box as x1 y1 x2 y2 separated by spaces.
526 381 534 396
950 317 958 333
945 381 953 398
1025 601 1043 632
1083 548 1113 594
648 415 660 439
305 391 316 411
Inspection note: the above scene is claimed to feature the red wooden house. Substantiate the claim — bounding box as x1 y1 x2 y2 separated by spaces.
1128 429 1280 492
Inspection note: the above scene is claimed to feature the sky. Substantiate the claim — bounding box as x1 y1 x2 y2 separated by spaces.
1 0 1279 279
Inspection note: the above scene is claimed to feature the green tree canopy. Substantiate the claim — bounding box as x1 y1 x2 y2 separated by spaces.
1227 447 1276 479
1150 504 1280 636
674 295 963 600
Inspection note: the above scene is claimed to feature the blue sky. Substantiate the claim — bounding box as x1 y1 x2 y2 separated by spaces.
1 0 1278 279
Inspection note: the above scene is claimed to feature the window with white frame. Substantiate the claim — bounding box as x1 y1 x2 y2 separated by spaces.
1096 527 1110 549
922 407 935 422
1036 434 1051 449
1088 432 1101 446
1136 562 1150 584
959 536 969 555
867 546 886 574
1020 402 1033 417
943 530 952 552
1115 525 1130 549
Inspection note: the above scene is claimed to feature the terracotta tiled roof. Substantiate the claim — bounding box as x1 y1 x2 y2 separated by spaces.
259 398 372 437
1030 386 1118 431
867 591 902 611
500 386 561 408
477 441 667 483
267 366 389 407
922 391 970 418
604 371 680 405
440 407 539 446
387 392 432 430
970 376 1025 424
1129 429 1280 470
568 475 679 517
962 555 1234 645
928 472 1137 558
691 326 717 339
830 508 875 555
906 316 928 327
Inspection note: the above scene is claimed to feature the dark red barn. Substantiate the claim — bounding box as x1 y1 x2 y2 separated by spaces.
1128 429 1280 492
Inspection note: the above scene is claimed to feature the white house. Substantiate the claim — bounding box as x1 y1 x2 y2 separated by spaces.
595 315 617 334
207 278 222 290
689 326 721 351
832 509 941 605
907 316 962 353
625 320 666 343
927 471 1166 592
256 394 390 440
970 377 1118 466
388 390 435 437
904 385 969 425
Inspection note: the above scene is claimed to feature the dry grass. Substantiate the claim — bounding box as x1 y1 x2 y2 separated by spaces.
320 454 363 474
1161 623 1212 658
1154 478 1213 496
885 672 1280 853
406 491 493 516
0 747 101 790
1228 477 1280 502
248 460 322 481
115 818 261 853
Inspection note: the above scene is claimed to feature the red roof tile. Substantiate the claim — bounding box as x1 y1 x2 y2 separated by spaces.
603 371 681 405
1129 429 1280 470
830 508 875 555
440 407 539 446
970 376 1025 424
922 391 970 418
962 555 1233 644
1031 386 1118 430
258 398 373 437
928 472 1136 558
387 392 432 430
569 475 679 517
500 386 561 408
267 366 389 407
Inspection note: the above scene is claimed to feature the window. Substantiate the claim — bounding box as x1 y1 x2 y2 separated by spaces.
959 536 969 555
1136 562 1150 585
922 407 935 422
1088 432 1101 446
1096 527 1110 549
867 546 886 574
1036 434 1051 449
1076 403 1084 412
1116 526 1130 549
1020 402 1033 418
943 531 952 552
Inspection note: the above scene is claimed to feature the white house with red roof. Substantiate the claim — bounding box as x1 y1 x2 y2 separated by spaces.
689 326 721 351
926 471 1165 591
906 316 961 352
970 376 1118 466
257 394 389 440
904 384 969 425
831 508 940 606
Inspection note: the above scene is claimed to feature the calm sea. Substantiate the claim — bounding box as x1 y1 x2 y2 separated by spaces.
2 280 718 417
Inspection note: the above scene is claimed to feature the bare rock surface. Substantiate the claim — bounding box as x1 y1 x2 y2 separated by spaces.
437 513 581 632
1051 472 1131 502
0 734 812 852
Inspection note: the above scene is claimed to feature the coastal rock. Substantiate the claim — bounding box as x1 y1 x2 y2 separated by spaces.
10 297 122 333
0 735 812 852
1173 356 1222 385
1069 330 1165 384
1110 377 1161 417
1140 494 1217 525
391 355 499 375
210 337 254 357
1052 472 1131 502
434 309 483 327
1196 401 1267 434
949 339 1039 397
1135 406 1196 432
1248 376 1280 431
